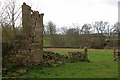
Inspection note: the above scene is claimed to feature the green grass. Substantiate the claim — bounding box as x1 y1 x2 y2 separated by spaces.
6 49 118 78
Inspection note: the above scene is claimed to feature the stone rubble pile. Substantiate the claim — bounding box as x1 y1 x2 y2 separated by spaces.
68 51 85 61
43 51 64 67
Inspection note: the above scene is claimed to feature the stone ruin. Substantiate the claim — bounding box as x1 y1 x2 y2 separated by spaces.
2 3 65 68
5 3 65 66
2 3 45 76
4 2 45 66
43 51 64 67
68 47 90 62
17 2 44 65
68 51 85 61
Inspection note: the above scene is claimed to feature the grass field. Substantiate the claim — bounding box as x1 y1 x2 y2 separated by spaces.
6 48 118 78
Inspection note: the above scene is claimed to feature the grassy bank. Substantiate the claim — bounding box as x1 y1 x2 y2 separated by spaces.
5 48 118 78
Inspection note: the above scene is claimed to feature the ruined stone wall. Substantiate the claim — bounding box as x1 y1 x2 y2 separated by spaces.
22 3 32 36
21 2 44 65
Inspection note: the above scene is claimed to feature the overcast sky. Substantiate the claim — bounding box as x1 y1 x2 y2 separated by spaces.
1 0 120 27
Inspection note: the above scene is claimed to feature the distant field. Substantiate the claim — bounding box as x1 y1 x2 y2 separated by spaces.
6 48 118 78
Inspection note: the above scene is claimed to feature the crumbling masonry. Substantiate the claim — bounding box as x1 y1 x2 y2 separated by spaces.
2 1 65 68
21 2 44 65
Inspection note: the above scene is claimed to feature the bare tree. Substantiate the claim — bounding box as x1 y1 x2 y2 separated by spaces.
0 0 21 37
45 21 56 35
93 21 106 34
81 24 92 34
93 21 110 48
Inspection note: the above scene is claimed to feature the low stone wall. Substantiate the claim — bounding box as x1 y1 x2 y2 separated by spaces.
43 51 64 67
5 50 43 67
68 51 85 61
